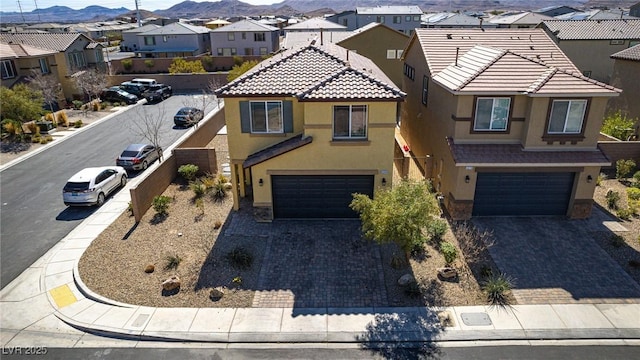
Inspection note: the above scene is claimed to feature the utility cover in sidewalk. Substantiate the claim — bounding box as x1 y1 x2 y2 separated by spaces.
460 312 492 326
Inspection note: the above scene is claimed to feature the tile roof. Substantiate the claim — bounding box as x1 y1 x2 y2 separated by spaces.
282 31 353 49
488 12 553 25
422 13 492 27
542 19 640 40
216 43 405 102
554 10 637 21
0 42 57 59
211 19 278 32
0 32 93 52
611 44 640 61
415 28 578 74
123 24 162 34
432 45 620 96
284 17 347 31
356 6 423 15
447 139 611 166
141 22 210 35
243 134 313 168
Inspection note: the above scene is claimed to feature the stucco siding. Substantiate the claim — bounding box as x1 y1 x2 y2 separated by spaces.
557 39 632 83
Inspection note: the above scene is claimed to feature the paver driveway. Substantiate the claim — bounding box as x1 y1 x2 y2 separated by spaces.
473 208 640 304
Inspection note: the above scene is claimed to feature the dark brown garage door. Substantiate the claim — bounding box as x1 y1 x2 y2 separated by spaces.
272 175 374 218
472 172 574 216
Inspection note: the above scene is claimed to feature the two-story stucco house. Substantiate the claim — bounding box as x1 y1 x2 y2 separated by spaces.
400 28 620 220
327 6 423 35
210 19 279 57
136 22 211 58
1 42 59 106
120 24 161 52
215 43 405 219
0 32 104 102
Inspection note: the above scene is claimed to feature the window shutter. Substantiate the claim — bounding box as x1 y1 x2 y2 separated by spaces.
283 100 293 133
240 101 250 133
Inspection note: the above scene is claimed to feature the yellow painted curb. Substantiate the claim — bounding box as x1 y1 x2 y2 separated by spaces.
49 284 77 308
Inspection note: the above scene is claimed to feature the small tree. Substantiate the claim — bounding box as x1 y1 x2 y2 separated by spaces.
168 58 206 74
616 159 636 179
73 68 108 102
227 60 259 81
27 70 62 113
350 180 441 256
127 105 169 162
0 84 44 125
601 111 637 140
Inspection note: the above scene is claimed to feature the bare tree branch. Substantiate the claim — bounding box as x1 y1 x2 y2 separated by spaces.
27 70 62 112
72 68 108 102
127 104 170 161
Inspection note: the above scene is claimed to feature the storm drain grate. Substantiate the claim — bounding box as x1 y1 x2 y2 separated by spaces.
460 312 492 326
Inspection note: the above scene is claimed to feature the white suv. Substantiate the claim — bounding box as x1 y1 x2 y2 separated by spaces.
63 166 127 206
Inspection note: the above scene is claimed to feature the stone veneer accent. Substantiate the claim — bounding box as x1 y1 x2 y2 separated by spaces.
570 199 593 219
446 193 473 220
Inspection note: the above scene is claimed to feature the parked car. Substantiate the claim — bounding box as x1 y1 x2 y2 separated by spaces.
119 82 147 99
116 143 162 171
142 84 172 103
63 166 127 207
129 78 157 89
100 87 137 105
174 107 204 127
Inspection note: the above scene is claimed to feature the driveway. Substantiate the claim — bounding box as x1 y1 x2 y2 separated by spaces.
473 208 640 304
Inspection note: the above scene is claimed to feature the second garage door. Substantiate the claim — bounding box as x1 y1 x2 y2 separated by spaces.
472 172 575 216
272 175 374 218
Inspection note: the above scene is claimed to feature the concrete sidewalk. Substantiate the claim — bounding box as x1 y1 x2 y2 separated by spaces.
2 104 640 348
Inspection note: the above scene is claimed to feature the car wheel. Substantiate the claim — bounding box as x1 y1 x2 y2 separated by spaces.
120 175 127 187
96 193 105 207
142 161 148 170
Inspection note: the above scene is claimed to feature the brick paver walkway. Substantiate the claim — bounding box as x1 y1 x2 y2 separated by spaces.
473 209 640 304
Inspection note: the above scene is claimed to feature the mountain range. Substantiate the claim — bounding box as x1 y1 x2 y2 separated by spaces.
0 0 637 24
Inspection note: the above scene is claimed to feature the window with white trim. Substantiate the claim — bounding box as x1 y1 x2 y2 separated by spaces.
250 101 283 133
393 16 402 24
259 47 268 55
144 36 155 45
67 51 86 69
547 99 587 134
474 97 510 131
333 105 367 139
217 48 237 56
39 58 49 74
1 59 16 79
386 49 396 59
376 16 385 23
228 33 235 41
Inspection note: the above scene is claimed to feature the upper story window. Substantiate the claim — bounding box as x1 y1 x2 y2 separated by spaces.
405 15 411 21
144 36 155 45
228 33 235 41
39 58 49 74
1 59 16 79
217 48 237 56
333 105 367 139
242 32 246 40
254 33 266 42
259 47 268 55
393 16 402 24
422 76 429 105
413 15 421 21
341 19 348 26
163 35 168 42
376 16 385 23
67 51 86 69
547 99 587 134
250 101 283 133
403 63 415 81
474 97 510 131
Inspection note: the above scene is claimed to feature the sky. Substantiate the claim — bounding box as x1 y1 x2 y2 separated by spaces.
1 0 282 13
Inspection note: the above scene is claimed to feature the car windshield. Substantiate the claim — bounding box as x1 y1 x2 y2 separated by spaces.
120 150 140 157
177 108 191 115
116 89 130 96
64 182 89 191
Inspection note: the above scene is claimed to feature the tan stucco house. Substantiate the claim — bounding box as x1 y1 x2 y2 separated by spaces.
400 28 620 220
216 43 405 219
1 42 58 90
608 44 640 124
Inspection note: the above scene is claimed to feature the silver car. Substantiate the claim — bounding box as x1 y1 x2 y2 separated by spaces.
116 143 162 171
63 166 127 206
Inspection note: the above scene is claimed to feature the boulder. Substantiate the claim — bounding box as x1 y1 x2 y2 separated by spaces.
397 274 415 286
162 275 181 291
144 264 155 273
209 287 225 300
437 267 458 279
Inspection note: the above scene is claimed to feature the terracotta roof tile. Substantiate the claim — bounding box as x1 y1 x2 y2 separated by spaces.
216 43 405 101
542 19 640 40
0 42 57 58
447 138 611 166
243 134 313 168
611 44 640 61
0 32 94 52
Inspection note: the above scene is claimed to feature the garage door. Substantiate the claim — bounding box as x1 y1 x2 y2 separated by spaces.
472 172 574 216
272 175 374 218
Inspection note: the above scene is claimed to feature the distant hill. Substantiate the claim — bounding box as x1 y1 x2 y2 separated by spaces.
0 0 637 24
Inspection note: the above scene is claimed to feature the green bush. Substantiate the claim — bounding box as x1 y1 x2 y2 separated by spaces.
73 120 83 128
439 241 458 265
189 180 206 198
633 171 640 188
628 187 640 201
72 100 83 110
178 164 199 181
122 59 133 71
211 177 228 202
164 254 182 270
225 246 253 270
606 190 620 210
616 159 636 179
601 111 637 140
596 173 607 186
144 59 154 68
152 195 171 215
427 218 448 242
482 272 514 306
617 208 632 221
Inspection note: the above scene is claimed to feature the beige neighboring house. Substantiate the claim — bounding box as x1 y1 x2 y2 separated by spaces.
0 32 105 102
400 28 620 220
1 42 59 102
540 19 640 84
215 43 405 219
608 44 640 123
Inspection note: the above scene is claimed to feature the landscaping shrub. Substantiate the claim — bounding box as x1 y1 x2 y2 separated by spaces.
44 112 55 122
596 173 606 186
178 164 199 181
225 246 253 270
427 218 448 242
152 195 171 215
1 119 21 136
616 159 636 179
31 134 41 143
144 59 155 68
211 177 228 202
617 208 632 221
164 254 182 270
91 101 100 111
39 137 48 144
58 110 69 127
190 180 206 198
74 120 83 128
628 187 640 201
482 272 514 306
201 173 216 189
606 189 620 210
72 100 83 110
439 241 458 265
122 59 133 71
214 220 222 229
601 111 637 140
634 171 640 188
